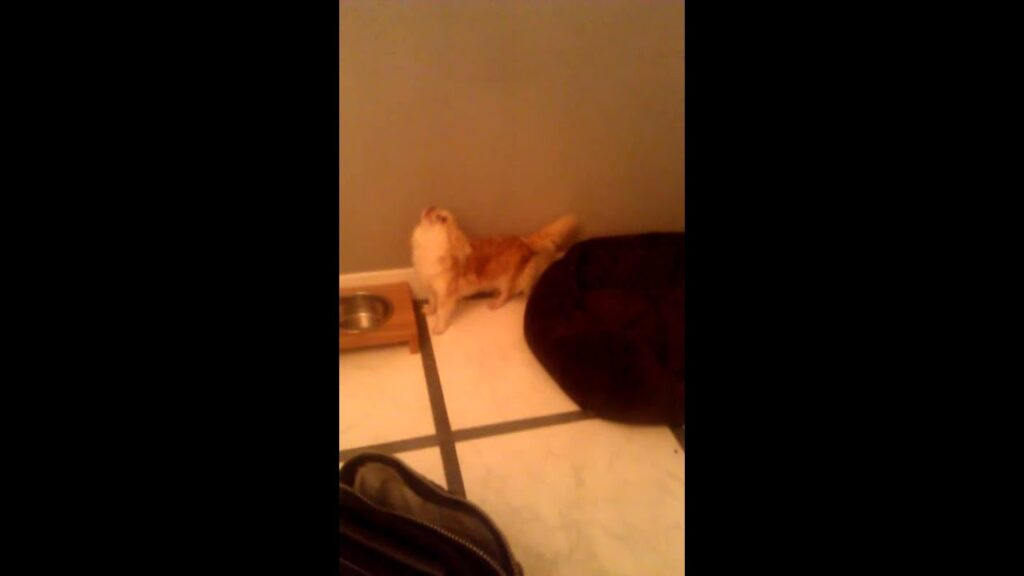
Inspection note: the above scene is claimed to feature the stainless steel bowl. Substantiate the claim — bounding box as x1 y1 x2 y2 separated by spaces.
340 293 393 332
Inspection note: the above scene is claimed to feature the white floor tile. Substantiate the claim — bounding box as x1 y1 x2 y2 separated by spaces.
456 420 685 576
427 299 580 430
339 346 436 450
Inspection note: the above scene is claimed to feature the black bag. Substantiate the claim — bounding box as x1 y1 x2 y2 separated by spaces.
339 452 524 575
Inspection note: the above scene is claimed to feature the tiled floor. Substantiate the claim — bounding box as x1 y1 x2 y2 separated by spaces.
339 345 435 448
457 421 685 576
430 299 581 429
340 295 685 574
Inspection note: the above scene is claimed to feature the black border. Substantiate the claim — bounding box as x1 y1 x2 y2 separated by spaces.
40 0 996 572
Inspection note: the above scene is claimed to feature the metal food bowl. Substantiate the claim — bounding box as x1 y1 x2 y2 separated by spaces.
340 293 393 333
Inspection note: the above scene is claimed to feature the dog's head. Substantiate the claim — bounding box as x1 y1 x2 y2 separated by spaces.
418 207 470 260
420 206 456 227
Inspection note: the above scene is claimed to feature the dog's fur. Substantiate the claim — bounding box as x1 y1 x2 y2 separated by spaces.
411 207 578 334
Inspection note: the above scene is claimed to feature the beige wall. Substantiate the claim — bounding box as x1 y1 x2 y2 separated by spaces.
340 0 684 273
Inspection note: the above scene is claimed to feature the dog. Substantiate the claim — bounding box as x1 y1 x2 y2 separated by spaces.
411 207 578 334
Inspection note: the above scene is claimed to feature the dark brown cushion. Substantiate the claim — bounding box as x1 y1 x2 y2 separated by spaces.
524 233 685 426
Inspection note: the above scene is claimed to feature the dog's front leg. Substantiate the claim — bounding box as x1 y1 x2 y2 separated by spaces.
423 289 438 315
432 295 456 335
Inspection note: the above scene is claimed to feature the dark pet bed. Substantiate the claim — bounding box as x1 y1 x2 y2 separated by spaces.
524 233 684 426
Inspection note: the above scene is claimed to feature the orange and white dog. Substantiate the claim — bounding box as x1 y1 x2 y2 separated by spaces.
411 207 578 334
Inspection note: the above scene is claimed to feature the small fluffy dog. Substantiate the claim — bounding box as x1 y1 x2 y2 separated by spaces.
411 207 578 334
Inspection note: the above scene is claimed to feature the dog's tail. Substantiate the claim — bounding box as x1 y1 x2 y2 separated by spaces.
524 214 579 254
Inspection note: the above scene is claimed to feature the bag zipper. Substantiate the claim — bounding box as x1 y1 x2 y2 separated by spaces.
345 488 510 576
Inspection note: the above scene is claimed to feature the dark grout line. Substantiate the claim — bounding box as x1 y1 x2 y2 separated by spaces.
338 410 597 462
451 410 596 443
670 425 685 451
413 300 467 497
339 434 440 461
340 414 683 464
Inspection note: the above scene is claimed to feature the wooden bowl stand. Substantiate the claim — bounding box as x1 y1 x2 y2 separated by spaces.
339 282 420 354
